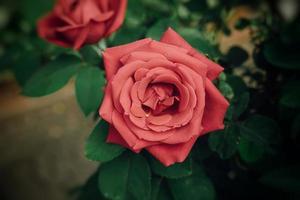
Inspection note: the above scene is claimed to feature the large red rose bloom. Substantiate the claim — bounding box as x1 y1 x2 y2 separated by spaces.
99 28 229 166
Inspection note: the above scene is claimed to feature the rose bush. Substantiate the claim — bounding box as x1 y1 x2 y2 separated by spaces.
37 0 127 49
99 28 229 166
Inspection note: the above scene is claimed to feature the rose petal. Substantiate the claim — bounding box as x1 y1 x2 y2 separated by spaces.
149 40 208 77
37 14 71 48
111 60 147 112
146 136 198 166
103 38 152 80
160 28 223 80
99 82 114 123
121 51 167 65
201 78 229 134
123 116 174 141
119 77 134 114
105 0 127 36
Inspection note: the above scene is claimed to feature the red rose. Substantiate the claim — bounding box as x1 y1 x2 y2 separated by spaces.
99 28 229 166
37 0 127 49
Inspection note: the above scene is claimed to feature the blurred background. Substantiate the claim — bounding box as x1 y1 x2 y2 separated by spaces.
0 0 299 200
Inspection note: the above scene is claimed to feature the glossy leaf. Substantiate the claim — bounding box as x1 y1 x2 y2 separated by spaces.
168 163 216 200
208 124 240 159
98 153 151 200
75 66 106 116
149 156 192 179
23 55 81 97
238 136 265 163
85 120 125 162
239 115 279 146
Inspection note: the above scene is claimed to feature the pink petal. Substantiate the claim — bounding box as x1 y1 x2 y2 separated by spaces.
146 136 198 166
149 40 208 78
105 0 127 36
102 38 152 81
160 28 223 80
99 82 114 123
201 78 229 134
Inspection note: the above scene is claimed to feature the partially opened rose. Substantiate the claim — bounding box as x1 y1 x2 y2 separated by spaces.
100 28 229 166
37 0 127 49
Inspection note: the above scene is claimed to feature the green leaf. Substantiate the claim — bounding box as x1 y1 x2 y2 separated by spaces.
238 136 265 163
150 177 162 200
77 170 104 200
149 156 192 179
110 26 147 46
219 80 234 100
146 18 179 40
80 45 101 66
75 66 106 116
239 115 279 146
263 41 300 70
85 120 125 162
226 75 247 96
226 46 249 67
280 80 300 108
208 124 240 159
156 181 173 200
168 163 216 200
178 28 220 59
98 153 151 200
260 165 300 193
22 55 81 97
128 155 151 200
21 0 54 25
233 92 250 118
226 92 250 121
98 153 129 200
13 50 41 86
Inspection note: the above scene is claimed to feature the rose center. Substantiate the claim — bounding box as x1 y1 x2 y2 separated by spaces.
141 83 179 115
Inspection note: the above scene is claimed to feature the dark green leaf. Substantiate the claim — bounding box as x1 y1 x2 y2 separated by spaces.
263 41 300 70
128 155 151 200
168 163 216 200
208 124 240 159
77 170 104 200
98 153 129 200
219 80 234 100
238 136 265 163
179 28 220 58
234 92 250 117
98 153 151 200
21 0 54 25
13 50 41 86
156 181 173 200
75 66 105 116
260 165 300 193
22 55 81 97
85 120 125 162
80 45 101 66
146 18 179 40
239 115 279 146
150 177 162 200
110 26 147 46
226 75 247 96
149 156 192 179
280 80 300 108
